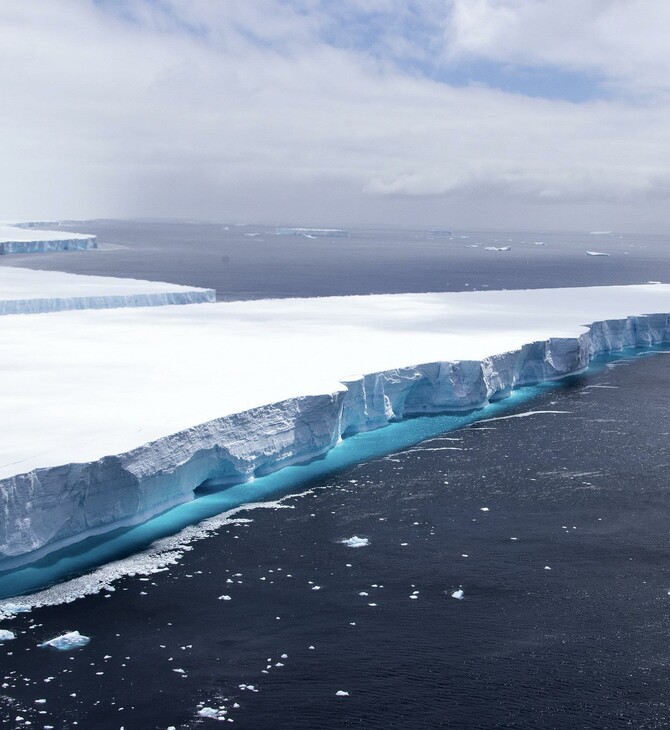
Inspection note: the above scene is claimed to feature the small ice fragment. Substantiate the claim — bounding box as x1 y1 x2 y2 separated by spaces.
410 595 418 599
218 595 232 601
451 589 464 600
340 536 370 548
312 586 321 591
309 646 315 650
368 603 377 607
198 707 219 718
0 630 15 641
39 631 90 650
544 566 552 570
336 691 349 697
480 507 489 512
510 537 518 541
281 654 288 659
359 592 368 597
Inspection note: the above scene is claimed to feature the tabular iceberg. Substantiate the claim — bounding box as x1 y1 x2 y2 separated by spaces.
0 224 97 254
1 284 670 568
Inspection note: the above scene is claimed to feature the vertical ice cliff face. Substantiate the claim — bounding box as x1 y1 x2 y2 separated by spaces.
0 236 97 254
2 311 670 568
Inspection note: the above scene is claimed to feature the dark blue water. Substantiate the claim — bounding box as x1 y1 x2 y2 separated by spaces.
2 351 670 729
2 223 670 728
0 221 669 298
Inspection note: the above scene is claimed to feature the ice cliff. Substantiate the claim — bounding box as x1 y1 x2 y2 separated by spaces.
0 267 216 315
1 311 668 569
0 224 97 254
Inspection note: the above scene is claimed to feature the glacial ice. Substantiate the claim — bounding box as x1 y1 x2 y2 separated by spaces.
1 283 670 569
0 629 15 641
39 631 90 650
0 267 215 314
0 224 97 254
275 227 349 237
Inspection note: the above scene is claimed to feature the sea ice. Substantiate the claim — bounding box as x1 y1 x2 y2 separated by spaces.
336 691 350 696
586 251 610 257
39 631 90 650
0 629 15 641
340 537 370 548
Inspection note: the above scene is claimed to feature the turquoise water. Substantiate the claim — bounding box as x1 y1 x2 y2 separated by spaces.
0 349 640 600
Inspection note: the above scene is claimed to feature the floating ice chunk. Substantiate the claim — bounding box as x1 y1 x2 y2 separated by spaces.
451 589 464 600
39 631 90 650
340 536 370 548
586 251 610 257
336 691 350 697
0 629 15 641
218 595 232 601
198 706 225 720
480 507 489 512
484 246 511 252
544 566 552 570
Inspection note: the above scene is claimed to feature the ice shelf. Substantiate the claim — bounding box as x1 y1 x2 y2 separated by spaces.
1 283 670 566
0 224 97 254
0 267 215 314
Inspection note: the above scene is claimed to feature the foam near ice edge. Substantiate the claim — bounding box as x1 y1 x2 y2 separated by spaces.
0 493 310 620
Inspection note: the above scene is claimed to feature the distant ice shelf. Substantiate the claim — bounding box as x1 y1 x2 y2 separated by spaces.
0 224 97 254
275 227 349 237
0 267 215 315
1 283 670 567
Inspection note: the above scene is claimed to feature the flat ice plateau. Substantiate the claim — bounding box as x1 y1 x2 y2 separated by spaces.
0 267 215 314
2 281 670 567
0 224 97 254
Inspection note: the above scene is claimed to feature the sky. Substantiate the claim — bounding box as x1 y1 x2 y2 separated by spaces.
1 0 670 232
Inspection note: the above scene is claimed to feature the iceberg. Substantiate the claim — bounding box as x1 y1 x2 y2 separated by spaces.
0 225 97 254
1 282 670 568
0 267 215 315
275 227 349 237
0 629 15 641
39 630 90 650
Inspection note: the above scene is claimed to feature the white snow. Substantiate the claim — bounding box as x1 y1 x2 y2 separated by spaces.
38 631 90 650
0 266 214 314
2 281 670 566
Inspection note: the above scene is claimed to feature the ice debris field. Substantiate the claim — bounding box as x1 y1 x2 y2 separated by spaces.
1 263 670 569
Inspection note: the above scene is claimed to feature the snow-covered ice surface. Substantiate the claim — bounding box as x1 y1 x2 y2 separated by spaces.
2 283 670 566
0 266 215 314
0 224 96 254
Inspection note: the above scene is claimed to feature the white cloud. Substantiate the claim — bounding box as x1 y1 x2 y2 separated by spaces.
445 0 670 96
0 0 668 231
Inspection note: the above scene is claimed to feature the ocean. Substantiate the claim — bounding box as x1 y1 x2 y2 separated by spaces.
1 222 670 729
